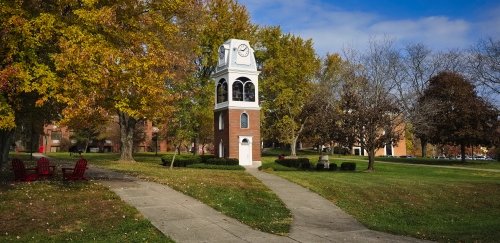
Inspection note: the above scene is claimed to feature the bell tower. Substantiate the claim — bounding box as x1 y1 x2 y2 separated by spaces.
212 39 260 166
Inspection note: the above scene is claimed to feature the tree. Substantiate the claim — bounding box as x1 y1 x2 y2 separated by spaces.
301 54 345 154
0 1 64 167
164 96 196 169
256 27 320 156
467 38 500 97
415 71 499 162
396 43 442 157
53 0 200 161
340 40 404 171
59 99 109 153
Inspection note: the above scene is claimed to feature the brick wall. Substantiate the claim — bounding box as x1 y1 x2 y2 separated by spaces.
214 108 261 162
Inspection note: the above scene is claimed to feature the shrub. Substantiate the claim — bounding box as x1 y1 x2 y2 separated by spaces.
259 163 298 171
199 154 217 163
206 157 239 166
316 162 324 170
186 163 245 170
328 163 338 171
275 158 311 169
161 155 201 167
340 162 356 171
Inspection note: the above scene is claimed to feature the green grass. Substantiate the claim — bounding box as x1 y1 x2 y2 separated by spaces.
47 152 292 235
262 157 500 242
0 181 171 242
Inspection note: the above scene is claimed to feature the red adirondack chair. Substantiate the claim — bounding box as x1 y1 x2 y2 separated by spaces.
62 158 88 180
11 159 38 182
36 157 55 178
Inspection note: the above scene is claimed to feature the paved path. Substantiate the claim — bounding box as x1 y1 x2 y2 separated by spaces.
87 167 292 243
246 167 425 243
84 165 427 243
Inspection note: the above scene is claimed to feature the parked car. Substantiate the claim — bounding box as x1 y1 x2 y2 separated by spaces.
400 155 415 158
473 155 486 160
455 155 471 160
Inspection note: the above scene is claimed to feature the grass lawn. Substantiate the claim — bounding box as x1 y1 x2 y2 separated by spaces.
0 181 171 242
45 152 292 235
262 155 500 242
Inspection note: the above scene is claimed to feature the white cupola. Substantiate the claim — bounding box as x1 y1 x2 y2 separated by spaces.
212 39 260 111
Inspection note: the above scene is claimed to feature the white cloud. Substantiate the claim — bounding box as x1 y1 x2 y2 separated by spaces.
239 0 499 56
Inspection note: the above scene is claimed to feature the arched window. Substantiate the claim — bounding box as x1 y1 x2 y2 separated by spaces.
240 113 249 128
244 82 255 101
233 77 255 102
232 81 243 101
217 79 228 103
219 113 224 130
241 138 249 145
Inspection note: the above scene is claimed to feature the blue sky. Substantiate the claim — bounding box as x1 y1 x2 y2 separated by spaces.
238 0 500 55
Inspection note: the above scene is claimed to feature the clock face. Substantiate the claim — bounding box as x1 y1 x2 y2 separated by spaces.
237 44 249 57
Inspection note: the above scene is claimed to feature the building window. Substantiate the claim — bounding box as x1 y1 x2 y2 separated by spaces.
385 143 393 156
216 79 228 103
219 141 224 157
219 113 224 130
241 138 249 145
240 113 248 128
51 131 61 144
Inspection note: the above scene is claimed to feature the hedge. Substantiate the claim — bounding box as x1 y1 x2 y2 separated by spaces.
186 163 245 170
206 157 239 166
161 155 201 167
329 163 338 171
161 155 240 167
199 155 217 163
340 162 356 171
275 158 311 169
316 162 338 171
259 163 298 171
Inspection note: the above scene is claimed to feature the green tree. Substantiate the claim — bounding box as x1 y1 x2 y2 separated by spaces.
0 1 64 167
60 104 109 154
53 0 200 161
256 27 320 156
415 71 499 162
301 54 345 154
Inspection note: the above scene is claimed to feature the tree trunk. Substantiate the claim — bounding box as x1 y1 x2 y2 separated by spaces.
290 122 306 157
366 149 375 171
119 112 136 162
193 137 199 155
170 145 179 170
291 136 298 157
420 138 427 158
460 143 466 163
0 130 14 170
84 136 90 154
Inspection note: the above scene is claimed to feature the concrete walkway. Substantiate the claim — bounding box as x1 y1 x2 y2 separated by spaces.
87 167 292 243
246 167 425 243
84 165 427 243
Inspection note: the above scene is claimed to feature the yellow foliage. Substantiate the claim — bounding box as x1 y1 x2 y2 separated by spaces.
0 98 15 130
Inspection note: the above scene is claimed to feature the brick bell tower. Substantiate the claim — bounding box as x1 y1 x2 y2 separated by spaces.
212 39 261 166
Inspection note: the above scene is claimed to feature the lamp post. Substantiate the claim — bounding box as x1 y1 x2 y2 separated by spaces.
152 127 159 156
